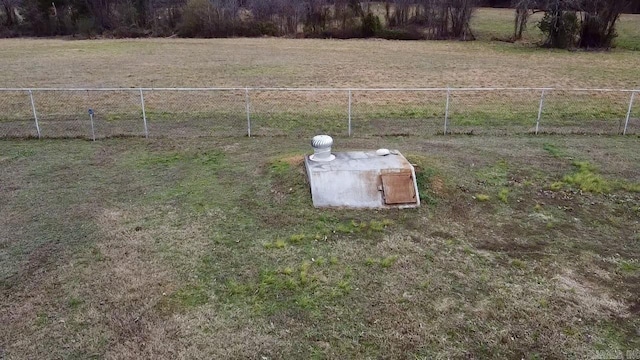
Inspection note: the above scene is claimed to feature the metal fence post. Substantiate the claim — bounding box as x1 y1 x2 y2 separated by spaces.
535 89 546 135
623 91 636 136
444 88 450 135
348 89 352 137
245 88 251 137
28 90 41 139
88 109 96 141
139 88 149 138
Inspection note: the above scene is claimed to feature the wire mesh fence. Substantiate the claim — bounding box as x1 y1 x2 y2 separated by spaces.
351 89 446 136
143 89 246 138
0 87 637 140
540 90 632 135
249 90 351 137
0 90 37 138
446 89 542 135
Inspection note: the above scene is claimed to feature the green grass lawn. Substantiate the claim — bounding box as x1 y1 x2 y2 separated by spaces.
1 135 639 358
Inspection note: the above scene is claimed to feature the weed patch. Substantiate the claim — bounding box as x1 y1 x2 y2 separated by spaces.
618 260 640 273
543 143 564 158
477 159 509 187
563 161 612 194
550 160 640 195
498 188 509 203
158 284 209 313
380 255 399 268
405 154 443 205
365 255 400 269
550 181 564 191
264 239 287 249
222 258 352 315
289 234 306 244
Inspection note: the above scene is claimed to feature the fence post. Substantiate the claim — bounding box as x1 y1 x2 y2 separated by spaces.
535 89 546 135
28 90 41 139
88 109 96 141
139 88 149 139
348 89 352 137
444 88 450 135
245 88 251 137
623 91 636 136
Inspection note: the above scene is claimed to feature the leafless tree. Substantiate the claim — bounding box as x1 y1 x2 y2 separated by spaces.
578 0 632 48
3 0 484 39
512 0 531 40
1 0 19 27
536 0 631 48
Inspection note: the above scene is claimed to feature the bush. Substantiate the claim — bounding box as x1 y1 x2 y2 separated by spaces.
77 16 98 38
177 0 210 37
303 26 364 39
361 12 381 38
0 27 19 38
539 10 579 49
111 25 147 38
376 27 424 40
579 13 617 49
245 21 280 37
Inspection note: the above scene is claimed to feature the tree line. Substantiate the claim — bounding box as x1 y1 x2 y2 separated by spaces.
1 0 637 49
481 0 640 12
0 0 478 39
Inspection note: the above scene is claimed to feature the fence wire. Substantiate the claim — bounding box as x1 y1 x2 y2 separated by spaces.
142 90 246 138
250 90 349 137
352 90 445 136
540 90 631 135
447 89 542 135
630 92 640 135
0 88 637 139
0 91 36 138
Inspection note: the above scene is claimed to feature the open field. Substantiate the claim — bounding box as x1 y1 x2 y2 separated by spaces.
0 37 639 89
1 8 639 358
1 11 640 89
1 135 639 358
1 9 639 139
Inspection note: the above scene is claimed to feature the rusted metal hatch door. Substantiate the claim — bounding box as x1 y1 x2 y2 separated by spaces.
381 172 417 205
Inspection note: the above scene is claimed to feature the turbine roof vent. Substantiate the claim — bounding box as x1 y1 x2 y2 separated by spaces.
310 134 335 162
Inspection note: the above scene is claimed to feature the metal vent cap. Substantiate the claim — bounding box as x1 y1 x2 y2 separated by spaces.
310 135 335 162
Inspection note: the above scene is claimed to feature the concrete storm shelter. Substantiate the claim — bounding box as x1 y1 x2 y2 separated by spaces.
304 135 420 209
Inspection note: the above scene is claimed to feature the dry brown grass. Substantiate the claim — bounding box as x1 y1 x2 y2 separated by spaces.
0 34 639 90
